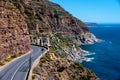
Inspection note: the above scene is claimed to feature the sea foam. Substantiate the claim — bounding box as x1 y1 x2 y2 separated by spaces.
86 58 95 62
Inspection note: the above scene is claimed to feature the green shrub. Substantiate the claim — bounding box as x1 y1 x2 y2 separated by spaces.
11 54 17 58
75 62 84 70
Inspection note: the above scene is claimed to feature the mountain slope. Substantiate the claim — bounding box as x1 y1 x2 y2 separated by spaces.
33 51 99 80
0 1 30 62
24 0 98 44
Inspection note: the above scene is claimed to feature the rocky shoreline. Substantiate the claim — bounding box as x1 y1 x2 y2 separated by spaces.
67 32 100 63
78 36 103 63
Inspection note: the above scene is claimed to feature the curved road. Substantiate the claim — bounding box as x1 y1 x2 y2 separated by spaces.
0 45 46 80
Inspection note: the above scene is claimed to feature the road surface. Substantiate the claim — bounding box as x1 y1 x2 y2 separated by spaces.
0 45 46 80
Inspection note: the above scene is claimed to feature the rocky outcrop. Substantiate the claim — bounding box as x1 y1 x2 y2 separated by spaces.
0 1 30 62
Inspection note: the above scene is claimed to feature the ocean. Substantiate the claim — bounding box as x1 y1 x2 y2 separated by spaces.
81 24 120 80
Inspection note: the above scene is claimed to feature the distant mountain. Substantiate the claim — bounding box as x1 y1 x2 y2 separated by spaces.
85 22 98 26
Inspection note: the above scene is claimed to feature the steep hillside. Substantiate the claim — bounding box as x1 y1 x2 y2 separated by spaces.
33 51 99 80
0 1 30 62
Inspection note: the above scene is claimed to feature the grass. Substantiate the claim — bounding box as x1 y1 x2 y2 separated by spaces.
55 34 69 42
0 52 25 66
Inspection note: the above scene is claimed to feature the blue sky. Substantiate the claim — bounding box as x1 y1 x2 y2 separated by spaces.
49 0 120 23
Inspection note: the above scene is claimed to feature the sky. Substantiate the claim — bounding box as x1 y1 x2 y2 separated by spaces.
49 0 120 23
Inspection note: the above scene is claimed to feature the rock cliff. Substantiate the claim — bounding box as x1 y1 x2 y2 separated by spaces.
0 1 30 62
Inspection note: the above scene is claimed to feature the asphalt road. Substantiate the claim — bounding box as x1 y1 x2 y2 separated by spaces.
0 45 45 80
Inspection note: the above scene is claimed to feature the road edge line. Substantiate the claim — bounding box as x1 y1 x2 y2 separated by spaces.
0 49 32 71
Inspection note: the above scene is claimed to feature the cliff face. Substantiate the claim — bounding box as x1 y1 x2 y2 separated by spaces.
0 1 30 61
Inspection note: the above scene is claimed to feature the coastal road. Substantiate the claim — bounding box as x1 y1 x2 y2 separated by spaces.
0 45 46 80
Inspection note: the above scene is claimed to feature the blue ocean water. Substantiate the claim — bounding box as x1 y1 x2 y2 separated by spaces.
81 24 120 80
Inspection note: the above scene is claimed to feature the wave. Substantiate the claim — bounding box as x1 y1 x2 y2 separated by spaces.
87 52 96 56
85 57 95 62
99 40 112 44
97 39 105 43
80 50 96 63
97 39 113 45
82 51 96 56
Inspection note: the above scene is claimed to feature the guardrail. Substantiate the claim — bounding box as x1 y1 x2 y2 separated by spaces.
25 48 49 80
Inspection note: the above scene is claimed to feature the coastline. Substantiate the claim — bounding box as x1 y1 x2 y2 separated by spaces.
77 49 95 63
78 36 102 63
81 26 120 80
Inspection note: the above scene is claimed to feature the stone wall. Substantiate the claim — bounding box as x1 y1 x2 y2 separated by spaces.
30 36 50 48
